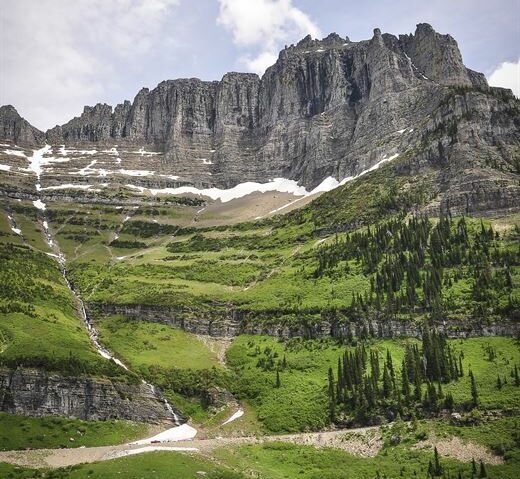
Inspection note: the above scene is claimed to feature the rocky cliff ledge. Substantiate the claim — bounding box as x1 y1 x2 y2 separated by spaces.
95 303 520 340
0 368 176 423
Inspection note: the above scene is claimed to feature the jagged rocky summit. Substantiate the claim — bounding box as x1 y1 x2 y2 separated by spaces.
1 23 519 215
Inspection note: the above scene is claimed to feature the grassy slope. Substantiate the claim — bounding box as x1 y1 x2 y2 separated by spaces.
67 206 519 327
0 242 126 378
226 336 520 433
0 413 151 451
97 314 221 372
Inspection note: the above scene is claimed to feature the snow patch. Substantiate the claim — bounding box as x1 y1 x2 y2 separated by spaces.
11 226 21 235
138 147 161 156
33 199 47 211
102 147 119 155
40 184 94 191
3 149 27 158
268 153 400 215
222 409 244 426
125 178 307 203
119 169 155 177
131 424 198 445
197 158 213 165
159 174 180 180
0 164 11 171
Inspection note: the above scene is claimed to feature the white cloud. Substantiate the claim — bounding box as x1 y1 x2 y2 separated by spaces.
217 0 320 74
488 58 520 98
0 0 180 130
243 51 279 74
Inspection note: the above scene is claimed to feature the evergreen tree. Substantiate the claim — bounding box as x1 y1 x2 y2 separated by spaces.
328 367 336 421
479 460 487 478
382 364 392 399
275 370 281 388
433 447 443 476
401 360 411 403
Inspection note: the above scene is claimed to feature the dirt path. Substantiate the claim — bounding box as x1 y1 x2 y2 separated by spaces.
0 426 381 469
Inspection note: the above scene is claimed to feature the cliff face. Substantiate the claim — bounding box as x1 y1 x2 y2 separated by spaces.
1 24 518 217
26 24 511 191
0 105 44 146
0 368 176 423
96 303 520 340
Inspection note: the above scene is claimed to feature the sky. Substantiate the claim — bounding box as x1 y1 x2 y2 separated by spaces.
1 0 519 131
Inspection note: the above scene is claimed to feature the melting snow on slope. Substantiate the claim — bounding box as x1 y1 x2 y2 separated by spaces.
222 409 244 426
131 424 198 445
126 178 308 203
33 199 47 211
0 164 11 171
268 153 400 215
40 184 94 191
3 149 27 158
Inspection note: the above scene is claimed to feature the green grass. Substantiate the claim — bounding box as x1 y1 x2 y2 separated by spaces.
0 243 126 378
0 451 246 479
226 336 520 433
0 413 151 451
97 315 221 372
67 211 519 333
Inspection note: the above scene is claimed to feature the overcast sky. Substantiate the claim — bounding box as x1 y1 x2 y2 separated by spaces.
1 0 519 131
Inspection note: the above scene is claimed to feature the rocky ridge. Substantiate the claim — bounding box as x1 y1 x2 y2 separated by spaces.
0 368 176 422
1 23 517 205
95 303 520 340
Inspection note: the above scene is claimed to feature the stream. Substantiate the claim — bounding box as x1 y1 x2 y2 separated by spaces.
27 145 182 426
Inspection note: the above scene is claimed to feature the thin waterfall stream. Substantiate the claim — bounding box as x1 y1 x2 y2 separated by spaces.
28 145 181 426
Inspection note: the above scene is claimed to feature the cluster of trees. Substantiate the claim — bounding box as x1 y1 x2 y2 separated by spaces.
109 239 147 249
314 214 518 320
325 329 475 423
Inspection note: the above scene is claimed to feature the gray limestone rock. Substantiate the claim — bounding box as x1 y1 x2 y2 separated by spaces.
0 367 177 423
0 105 44 146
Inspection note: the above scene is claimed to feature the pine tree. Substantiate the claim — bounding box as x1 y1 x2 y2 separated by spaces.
471 458 477 478
433 446 443 476
401 360 411 403
514 364 520 386
275 370 281 388
496 375 502 390
479 460 487 478
328 367 336 421
383 364 391 399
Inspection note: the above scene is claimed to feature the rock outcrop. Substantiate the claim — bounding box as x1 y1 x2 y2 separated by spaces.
0 367 176 423
95 303 520 340
0 105 44 146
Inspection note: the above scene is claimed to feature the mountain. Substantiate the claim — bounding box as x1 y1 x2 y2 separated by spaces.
1 22 520 473
1 24 518 207
0 105 44 146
